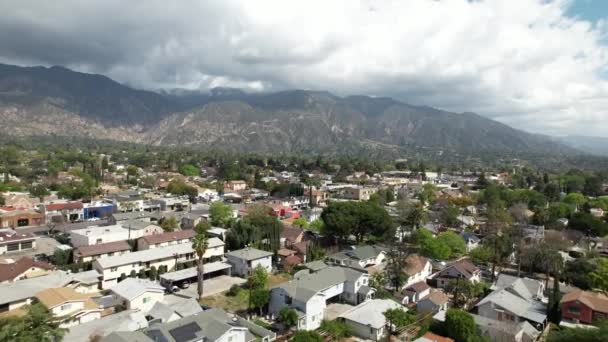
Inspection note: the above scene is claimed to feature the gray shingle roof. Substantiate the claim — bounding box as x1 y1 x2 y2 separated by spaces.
275 266 366 302
111 278 164 301
226 247 272 261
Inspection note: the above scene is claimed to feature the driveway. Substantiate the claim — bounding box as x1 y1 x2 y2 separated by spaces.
324 303 354 320
0 237 59 262
176 275 247 298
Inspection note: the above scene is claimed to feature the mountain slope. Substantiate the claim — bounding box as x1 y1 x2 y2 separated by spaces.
554 136 608 156
0 63 577 157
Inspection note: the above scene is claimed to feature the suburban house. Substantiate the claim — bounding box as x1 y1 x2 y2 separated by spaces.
339 299 403 341
560 289 608 325
460 232 481 252
434 259 481 288
327 245 386 269
281 226 305 247
402 254 432 289
146 298 203 323
102 307 276 342
35 287 102 327
0 229 37 254
0 207 44 228
416 290 449 313
402 281 431 305
70 225 131 247
226 247 273 277
137 229 194 250
94 238 224 289
110 278 165 312
224 180 248 193
476 274 547 331
471 313 541 342
119 220 164 240
269 266 374 331
0 257 53 283
341 186 377 201
40 201 84 223
73 240 132 263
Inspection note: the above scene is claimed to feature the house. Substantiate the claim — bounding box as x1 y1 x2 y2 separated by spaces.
413 332 454 342
402 281 431 305
281 226 305 247
471 313 541 342
435 259 481 288
36 287 102 327
560 289 608 325
137 229 195 250
146 298 203 323
70 225 131 247
402 255 432 288
305 189 329 207
94 238 224 289
159 261 234 290
224 180 248 193
476 274 547 331
417 290 449 313
226 247 273 277
269 266 374 331
342 186 377 201
73 240 132 263
102 307 276 342
0 207 45 228
0 257 53 283
460 232 481 252
83 201 116 220
339 299 403 341
0 229 37 254
119 220 164 239
62 310 148 342
110 278 165 312
328 245 386 269
0 270 97 313
41 201 84 223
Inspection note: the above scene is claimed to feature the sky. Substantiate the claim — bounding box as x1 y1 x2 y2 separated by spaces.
0 0 607 137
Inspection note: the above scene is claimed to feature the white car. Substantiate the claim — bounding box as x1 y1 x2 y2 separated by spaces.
87 217 101 221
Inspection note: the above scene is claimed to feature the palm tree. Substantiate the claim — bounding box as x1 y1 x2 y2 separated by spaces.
192 222 209 301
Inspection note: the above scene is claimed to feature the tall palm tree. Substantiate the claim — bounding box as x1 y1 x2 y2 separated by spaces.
192 223 209 301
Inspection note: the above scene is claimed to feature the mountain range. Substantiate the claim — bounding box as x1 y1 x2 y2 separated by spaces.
0 63 586 158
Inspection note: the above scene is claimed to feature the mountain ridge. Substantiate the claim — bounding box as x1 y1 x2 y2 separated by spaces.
0 63 578 157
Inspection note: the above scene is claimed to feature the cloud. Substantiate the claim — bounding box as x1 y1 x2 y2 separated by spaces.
0 0 607 136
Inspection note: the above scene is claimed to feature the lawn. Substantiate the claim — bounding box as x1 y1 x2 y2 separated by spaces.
200 288 249 313
269 273 292 287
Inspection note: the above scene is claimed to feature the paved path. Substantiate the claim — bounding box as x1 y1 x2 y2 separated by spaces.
176 275 247 298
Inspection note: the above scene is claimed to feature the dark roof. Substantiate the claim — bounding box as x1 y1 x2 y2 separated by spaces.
74 240 131 258
403 255 429 276
140 230 194 245
405 281 430 293
281 226 303 243
439 259 479 279
0 257 53 282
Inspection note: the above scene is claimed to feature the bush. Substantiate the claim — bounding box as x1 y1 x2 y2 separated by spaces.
227 284 242 297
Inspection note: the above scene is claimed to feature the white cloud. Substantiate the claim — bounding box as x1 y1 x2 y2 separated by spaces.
0 0 607 136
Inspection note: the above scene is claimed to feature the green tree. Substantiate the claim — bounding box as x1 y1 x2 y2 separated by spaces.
445 309 478 342
160 216 178 232
193 221 209 300
591 258 608 294
309 219 324 232
320 320 352 340
249 265 270 315
383 308 414 338
563 258 596 290
292 217 309 228
290 331 323 342
278 307 299 329
441 204 460 226
30 184 50 201
209 201 233 227
0 303 66 342
468 245 493 265
436 231 466 257
179 164 200 176
547 321 608 341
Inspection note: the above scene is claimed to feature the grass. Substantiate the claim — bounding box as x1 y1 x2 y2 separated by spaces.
269 273 292 287
200 288 249 312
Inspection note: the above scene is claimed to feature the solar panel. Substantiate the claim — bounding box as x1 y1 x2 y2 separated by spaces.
169 322 202 342
145 329 169 342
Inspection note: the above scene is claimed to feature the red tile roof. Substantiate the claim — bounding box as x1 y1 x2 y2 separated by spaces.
74 240 132 257
0 257 53 282
140 229 195 245
420 332 454 342
45 202 83 211
282 255 303 266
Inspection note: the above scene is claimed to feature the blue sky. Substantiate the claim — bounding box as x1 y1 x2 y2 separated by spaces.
567 0 608 22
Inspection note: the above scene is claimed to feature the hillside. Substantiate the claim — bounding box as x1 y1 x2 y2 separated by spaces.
0 63 577 157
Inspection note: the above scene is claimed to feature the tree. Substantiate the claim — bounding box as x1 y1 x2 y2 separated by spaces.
468 245 493 265
445 309 478 342
249 265 270 315
179 164 200 176
441 204 460 226
591 258 608 294
446 280 487 308
383 308 414 338
0 303 66 342
563 258 596 290
160 216 178 232
309 219 324 232
291 331 323 342
292 217 309 228
209 201 233 227
547 321 608 341
436 231 466 257
30 184 49 201
192 221 209 300
418 183 438 205
278 307 299 330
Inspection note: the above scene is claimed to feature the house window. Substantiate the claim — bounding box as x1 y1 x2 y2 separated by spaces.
111 267 118 272
285 296 292 305
6 243 19 252
96 238 103 244
20 241 33 249
108 252 114 256
143 297 150 303
17 219 29 227
60 303 71 311
568 306 581 314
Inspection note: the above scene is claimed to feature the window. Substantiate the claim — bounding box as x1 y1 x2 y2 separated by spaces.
285 296 292 305
96 238 103 244
568 306 581 314
17 219 29 227
6 243 19 252
108 252 114 256
20 241 33 249
60 303 71 311
111 267 118 272
143 297 150 303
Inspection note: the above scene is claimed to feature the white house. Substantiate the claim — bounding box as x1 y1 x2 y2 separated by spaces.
269 266 374 331
94 238 224 289
460 232 481 252
110 278 165 312
402 255 432 289
339 299 403 341
119 220 163 240
402 281 431 305
70 225 130 247
435 259 481 289
327 245 386 269
35 287 102 328
137 229 194 251
226 247 273 277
